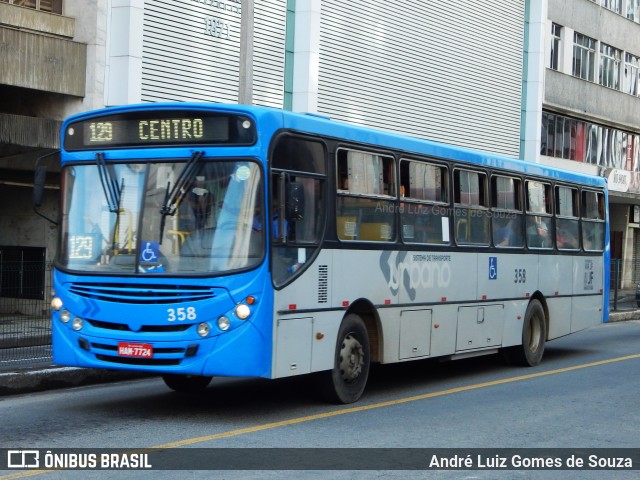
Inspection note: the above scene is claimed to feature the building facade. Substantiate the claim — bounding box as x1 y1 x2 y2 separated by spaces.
538 0 640 287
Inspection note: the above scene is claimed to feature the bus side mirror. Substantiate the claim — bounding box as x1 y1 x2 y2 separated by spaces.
33 165 47 208
286 182 305 221
33 165 58 225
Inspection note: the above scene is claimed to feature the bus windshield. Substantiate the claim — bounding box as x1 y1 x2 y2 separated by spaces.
59 159 264 275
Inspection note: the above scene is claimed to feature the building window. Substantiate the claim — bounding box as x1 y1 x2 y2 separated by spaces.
541 111 640 172
549 23 562 71
601 0 622 14
0 0 62 14
629 0 640 23
599 43 622 89
573 33 596 82
624 53 640 96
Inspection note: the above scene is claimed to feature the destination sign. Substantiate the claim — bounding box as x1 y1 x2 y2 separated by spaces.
64 110 256 150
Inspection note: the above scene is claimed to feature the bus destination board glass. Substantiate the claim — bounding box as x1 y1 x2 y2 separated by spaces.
64 110 256 150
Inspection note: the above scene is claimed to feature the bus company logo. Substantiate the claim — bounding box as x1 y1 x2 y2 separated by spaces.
8 450 40 469
379 251 451 300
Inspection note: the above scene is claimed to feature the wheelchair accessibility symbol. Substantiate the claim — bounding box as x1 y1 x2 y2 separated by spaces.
140 241 159 263
489 257 497 280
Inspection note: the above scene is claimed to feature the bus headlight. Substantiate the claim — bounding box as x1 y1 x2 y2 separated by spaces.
197 322 211 337
51 297 63 311
60 309 72 323
217 316 230 331
235 304 251 320
72 317 84 331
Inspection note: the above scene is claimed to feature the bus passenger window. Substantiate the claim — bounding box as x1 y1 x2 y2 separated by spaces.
454 169 489 246
525 180 553 249
582 190 605 251
336 149 396 243
555 186 579 250
491 175 523 248
399 159 449 245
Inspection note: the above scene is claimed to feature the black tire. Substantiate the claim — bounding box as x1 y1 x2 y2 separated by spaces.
317 314 371 404
162 374 213 393
503 299 546 367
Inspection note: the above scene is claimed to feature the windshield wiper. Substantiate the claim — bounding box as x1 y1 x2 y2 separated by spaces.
96 153 122 213
159 151 205 241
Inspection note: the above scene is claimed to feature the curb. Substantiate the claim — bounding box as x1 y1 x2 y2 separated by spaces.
0 367 152 396
608 311 640 322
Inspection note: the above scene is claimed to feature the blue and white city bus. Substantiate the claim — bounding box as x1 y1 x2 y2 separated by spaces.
41 103 609 403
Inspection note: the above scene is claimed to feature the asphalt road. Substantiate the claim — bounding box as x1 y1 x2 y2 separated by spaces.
1 320 639 480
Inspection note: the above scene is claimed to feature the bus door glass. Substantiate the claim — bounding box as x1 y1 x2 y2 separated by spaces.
270 137 327 286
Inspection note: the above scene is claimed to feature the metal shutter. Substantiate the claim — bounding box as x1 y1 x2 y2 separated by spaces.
142 0 286 107
318 0 525 157
253 0 287 107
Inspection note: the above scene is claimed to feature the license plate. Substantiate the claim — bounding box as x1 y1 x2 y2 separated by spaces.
117 342 153 358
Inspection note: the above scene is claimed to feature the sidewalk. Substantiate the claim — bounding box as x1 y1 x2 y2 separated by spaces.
608 288 640 320
0 292 638 396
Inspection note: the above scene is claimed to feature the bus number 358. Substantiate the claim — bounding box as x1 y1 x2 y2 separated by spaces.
167 307 197 322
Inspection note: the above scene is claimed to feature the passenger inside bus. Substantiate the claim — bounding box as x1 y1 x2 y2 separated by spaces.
527 219 551 248
557 226 579 250
188 175 214 231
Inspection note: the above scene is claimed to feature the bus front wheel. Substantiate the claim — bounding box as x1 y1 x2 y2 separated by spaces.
503 299 546 367
162 374 213 393
317 314 370 404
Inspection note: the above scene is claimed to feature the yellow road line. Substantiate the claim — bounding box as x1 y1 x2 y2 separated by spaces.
2 353 639 479
155 353 640 448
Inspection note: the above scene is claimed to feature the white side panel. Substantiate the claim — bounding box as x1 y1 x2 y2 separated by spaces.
399 309 432 359
571 256 605 332
456 305 504 351
274 316 312 377
540 255 573 339
317 0 525 157
273 248 604 372
546 297 572 340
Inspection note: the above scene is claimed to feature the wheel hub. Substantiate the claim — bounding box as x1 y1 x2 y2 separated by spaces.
339 333 364 383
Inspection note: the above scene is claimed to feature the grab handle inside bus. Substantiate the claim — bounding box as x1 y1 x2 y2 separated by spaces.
286 182 305 221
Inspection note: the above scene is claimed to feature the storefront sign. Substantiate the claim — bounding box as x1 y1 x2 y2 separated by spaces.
606 169 631 193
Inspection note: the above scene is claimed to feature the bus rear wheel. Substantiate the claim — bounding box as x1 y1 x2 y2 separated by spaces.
317 314 370 404
162 374 213 393
503 299 546 367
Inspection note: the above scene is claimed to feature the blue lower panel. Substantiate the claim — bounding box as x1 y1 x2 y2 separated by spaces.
52 320 271 378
